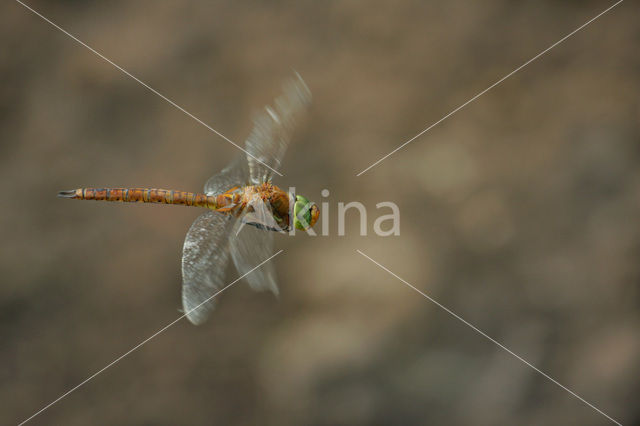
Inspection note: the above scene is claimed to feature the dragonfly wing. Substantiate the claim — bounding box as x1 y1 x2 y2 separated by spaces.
204 154 248 195
246 73 311 184
239 192 288 233
181 211 235 325
230 209 279 295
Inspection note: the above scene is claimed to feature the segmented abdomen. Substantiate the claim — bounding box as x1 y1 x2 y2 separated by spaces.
58 187 230 210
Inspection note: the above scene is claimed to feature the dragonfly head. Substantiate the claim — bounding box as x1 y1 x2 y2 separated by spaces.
293 194 319 231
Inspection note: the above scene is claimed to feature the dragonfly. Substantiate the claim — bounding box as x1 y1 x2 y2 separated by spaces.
59 74 319 325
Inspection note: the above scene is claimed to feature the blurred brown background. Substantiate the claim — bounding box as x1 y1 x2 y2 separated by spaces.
1 0 639 425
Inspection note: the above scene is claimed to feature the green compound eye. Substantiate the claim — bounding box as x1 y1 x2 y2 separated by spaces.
293 194 319 230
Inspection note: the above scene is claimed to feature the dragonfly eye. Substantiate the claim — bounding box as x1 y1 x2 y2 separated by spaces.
294 194 319 230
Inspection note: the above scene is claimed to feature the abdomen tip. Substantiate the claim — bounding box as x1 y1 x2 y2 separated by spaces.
58 190 77 198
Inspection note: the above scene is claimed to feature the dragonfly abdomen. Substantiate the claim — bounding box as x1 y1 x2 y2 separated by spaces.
58 188 226 209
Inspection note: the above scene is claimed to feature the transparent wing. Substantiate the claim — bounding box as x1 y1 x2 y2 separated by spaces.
181 211 235 325
239 192 288 233
246 73 312 184
204 154 249 195
230 216 279 295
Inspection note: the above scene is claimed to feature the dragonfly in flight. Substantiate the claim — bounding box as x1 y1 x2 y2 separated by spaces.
59 74 319 324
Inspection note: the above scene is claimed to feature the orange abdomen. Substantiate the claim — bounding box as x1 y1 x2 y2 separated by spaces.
58 187 239 211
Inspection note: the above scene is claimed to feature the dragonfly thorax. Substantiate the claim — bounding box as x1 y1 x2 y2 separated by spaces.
233 184 318 232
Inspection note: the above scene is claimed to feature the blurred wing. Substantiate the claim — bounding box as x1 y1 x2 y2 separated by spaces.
230 217 279 295
181 211 235 325
204 154 248 195
240 192 288 233
246 73 311 184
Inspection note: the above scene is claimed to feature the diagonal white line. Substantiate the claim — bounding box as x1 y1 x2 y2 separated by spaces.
356 249 622 425
15 0 283 178
356 0 624 176
18 250 284 426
